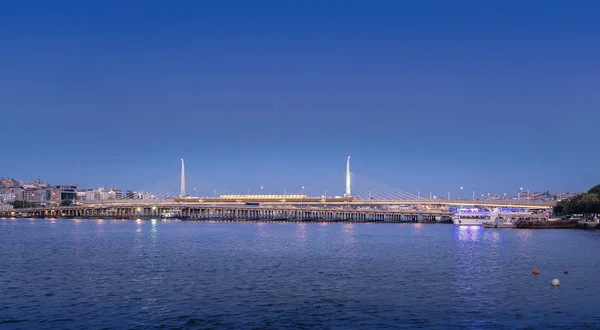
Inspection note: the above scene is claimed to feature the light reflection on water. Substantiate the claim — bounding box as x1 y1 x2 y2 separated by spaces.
295 223 307 243
342 223 355 246
516 229 532 241
455 225 483 242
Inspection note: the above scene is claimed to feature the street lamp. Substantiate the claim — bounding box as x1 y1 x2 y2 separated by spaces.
460 186 463 200
417 189 420 199
518 187 523 200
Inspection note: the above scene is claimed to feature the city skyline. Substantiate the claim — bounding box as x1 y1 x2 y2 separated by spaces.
2 1 599 194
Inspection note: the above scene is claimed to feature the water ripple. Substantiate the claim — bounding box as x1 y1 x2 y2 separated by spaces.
1 219 599 328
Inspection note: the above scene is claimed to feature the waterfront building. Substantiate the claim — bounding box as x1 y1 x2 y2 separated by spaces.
100 188 123 200
55 185 77 200
0 192 16 202
50 188 62 201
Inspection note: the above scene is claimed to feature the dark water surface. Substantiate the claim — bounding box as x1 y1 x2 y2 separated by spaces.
1 219 599 329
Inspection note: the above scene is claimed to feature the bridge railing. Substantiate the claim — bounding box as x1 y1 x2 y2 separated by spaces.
353 198 556 205
68 197 557 207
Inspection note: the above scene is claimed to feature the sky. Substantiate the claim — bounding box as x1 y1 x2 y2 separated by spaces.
1 0 599 197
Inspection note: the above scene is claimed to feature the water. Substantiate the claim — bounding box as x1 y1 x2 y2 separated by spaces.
1 219 600 329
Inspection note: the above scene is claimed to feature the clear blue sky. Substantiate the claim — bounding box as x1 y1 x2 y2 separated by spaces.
1 0 599 197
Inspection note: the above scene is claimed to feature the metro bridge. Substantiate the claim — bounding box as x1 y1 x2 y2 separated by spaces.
64 157 556 211
158 157 554 209
72 196 554 209
0 157 556 220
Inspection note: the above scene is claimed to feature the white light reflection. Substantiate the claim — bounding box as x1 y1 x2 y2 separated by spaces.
343 223 355 246
482 230 502 249
256 222 271 239
516 229 532 242
411 223 423 236
151 219 157 233
456 225 483 242
295 223 307 243
151 219 158 243
96 219 104 232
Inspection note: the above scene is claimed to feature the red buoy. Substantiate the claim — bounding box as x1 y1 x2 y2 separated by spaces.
532 269 540 275
564 269 569 274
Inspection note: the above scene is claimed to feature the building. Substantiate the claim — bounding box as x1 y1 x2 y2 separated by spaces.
14 188 52 204
0 192 16 202
55 185 78 201
0 177 19 190
126 190 135 199
107 189 123 200
76 190 99 201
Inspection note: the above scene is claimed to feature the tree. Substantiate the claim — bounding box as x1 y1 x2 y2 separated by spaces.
577 193 600 215
60 199 72 206
588 184 600 197
555 186 600 217
10 201 36 209
553 204 564 215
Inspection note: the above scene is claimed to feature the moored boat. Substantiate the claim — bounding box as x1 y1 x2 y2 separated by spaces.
577 218 600 229
452 208 489 225
514 218 579 229
482 208 548 229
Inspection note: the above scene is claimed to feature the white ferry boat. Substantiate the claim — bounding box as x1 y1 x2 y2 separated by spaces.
452 208 489 225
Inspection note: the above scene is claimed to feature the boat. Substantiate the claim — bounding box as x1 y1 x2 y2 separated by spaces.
514 218 579 229
452 208 489 225
482 208 547 228
577 218 600 229
483 218 515 228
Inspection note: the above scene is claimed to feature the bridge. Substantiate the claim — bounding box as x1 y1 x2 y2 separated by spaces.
69 196 553 209
76 156 555 210
1 202 453 223
1 157 556 220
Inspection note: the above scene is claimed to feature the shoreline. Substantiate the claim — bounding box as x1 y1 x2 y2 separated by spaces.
2 216 448 224
4 217 599 229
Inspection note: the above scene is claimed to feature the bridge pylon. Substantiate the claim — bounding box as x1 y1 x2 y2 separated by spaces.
180 158 185 197
344 156 351 197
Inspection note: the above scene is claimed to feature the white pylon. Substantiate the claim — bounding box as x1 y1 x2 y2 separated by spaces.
180 158 186 197
345 156 351 197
